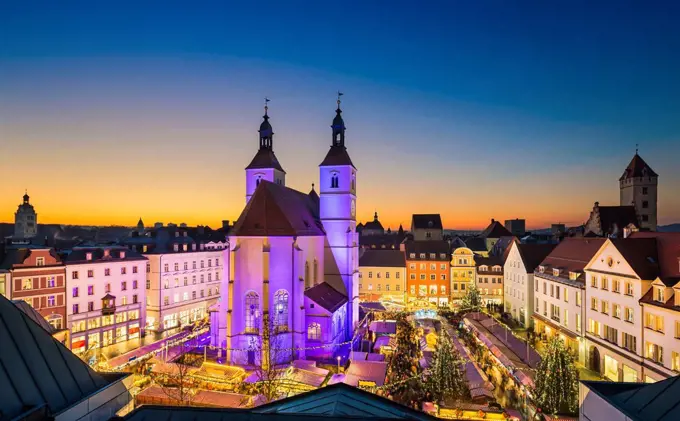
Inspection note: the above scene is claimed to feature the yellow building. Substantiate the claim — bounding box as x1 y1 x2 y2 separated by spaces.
450 247 476 304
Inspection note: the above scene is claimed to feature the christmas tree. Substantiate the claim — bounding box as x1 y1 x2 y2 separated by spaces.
386 313 423 403
532 337 578 415
425 330 469 404
460 284 483 312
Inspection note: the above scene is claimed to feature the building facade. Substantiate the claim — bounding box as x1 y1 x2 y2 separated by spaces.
14 191 38 239
532 238 605 365
358 249 406 303
619 152 658 231
474 256 504 305
450 247 476 304
410 214 443 241
504 219 526 237
0 246 66 330
404 240 450 308
63 247 148 354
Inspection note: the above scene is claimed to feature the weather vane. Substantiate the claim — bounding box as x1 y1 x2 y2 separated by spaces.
264 97 270 115
337 91 343 107
635 143 639 154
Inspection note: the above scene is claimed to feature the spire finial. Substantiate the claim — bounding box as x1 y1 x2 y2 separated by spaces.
264 97 270 116
636 143 639 154
337 91 343 109
311 183 315 191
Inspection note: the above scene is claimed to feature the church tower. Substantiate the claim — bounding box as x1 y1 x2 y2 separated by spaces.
15 191 38 239
319 94 359 331
619 150 658 231
245 100 286 203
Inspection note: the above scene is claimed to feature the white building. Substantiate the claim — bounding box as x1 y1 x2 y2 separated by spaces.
63 247 147 354
14 191 38 239
122 226 228 332
358 249 406 303
503 242 556 328
584 232 680 383
532 238 605 365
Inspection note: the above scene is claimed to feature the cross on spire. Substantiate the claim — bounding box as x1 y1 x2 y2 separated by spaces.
264 97 270 115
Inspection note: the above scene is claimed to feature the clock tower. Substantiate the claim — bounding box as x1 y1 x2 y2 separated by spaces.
319 94 359 332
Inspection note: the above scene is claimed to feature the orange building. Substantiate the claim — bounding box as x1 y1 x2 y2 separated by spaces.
404 240 451 308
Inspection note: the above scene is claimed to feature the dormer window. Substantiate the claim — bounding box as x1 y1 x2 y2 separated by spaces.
419 253 426 259
675 289 680 307
173 244 179 252
569 272 579 281
553 268 561 276
192 243 197 251
142 245 148 253
103 249 110 258
120 251 126 259
256 175 262 186
440 253 446 259
539 266 545 273
200 243 205 251
480 265 488 272
86 252 93 261
183 244 188 251
655 286 665 303
36 257 45 266
409 253 415 258
175 232 179 238
429 253 436 259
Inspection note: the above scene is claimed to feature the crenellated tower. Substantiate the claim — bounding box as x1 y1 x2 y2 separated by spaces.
319 93 359 332
619 149 658 231
245 99 286 203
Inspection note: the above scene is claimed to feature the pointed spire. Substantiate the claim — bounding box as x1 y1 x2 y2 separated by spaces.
259 97 274 150
331 92 346 147
374 211 378 221
23 189 29 204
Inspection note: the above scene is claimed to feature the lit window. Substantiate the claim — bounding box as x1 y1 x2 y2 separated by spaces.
274 290 289 332
308 322 321 340
245 292 260 333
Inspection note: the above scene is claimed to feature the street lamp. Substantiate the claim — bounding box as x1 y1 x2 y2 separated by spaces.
337 356 341 373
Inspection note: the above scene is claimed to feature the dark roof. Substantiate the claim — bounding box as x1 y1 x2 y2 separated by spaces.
464 237 487 252
582 376 680 421
12 300 58 334
0 293 126 421
480 220 513 239
362 213 384 232
63 247 147 264
628 232 680 283
319 145 355 168
359 250 406 268
404 240 450 260
536 238 606 280
230 181 325 237
516 243 557 273
609 238 659 280
411 214 443 230
619 153 658 181
0 246 62 270
598 206 639 234
304 282 348 313
120 225 227 254
474 256 503 268
245 148 286 173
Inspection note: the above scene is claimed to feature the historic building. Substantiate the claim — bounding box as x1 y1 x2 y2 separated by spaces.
212 99 359 365
583 232 680 383
0 245 66 330
359 212 385 236
474 255 504 305
410 214 443 241
358 249 406 303
450 247 476 304
532 238 605 364
14 191 38 239
620 152 658 231
503 242 556 328
121 225 227 332
63 247 147 354
504 218 526 237
404 240 450 308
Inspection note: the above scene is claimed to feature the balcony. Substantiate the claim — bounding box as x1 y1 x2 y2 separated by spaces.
101 293 116 316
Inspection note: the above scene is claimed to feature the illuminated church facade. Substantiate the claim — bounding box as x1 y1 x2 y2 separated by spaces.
212 99 359 366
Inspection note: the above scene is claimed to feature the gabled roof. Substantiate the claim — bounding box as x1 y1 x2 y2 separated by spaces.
411 214 442 230
516 243 557 273
304 282 348 313
403 240 450 260
609 238 659 280
628 232 680 283
319 146 355 168
582 376 680 421
536 238 606 280
480 220 512 239
12 300 58 334
63 247 147 264
246 148 286 173
231 181 325 237
254 382 437 420
619 153 658 181
464 237 487 252
597 206 639 234
0 293 124 421
359 249 406 268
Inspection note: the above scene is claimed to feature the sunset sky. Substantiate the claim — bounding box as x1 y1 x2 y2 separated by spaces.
1 1 679 230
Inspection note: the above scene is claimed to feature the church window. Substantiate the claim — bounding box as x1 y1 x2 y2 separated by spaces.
256 175 262 186
245 292 260 334
313 259 319 285
331 174 339 188
307 322 321 340
274 290 289 332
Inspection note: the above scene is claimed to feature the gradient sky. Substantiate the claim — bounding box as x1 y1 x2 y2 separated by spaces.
1 1 679 230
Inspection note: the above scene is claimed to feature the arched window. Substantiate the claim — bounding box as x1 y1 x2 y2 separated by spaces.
245 292 260 333
331 174 339 188
307 322 321 340
305 261 310 289
274 290 289 332
313 259 319 285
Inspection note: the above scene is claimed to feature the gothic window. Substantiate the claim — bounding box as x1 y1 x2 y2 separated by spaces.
256 175 262 186
245 291 260 334
351 173 355 191
331 174 339 188
313 259 319 285
307 322 321 340
274 290 289 332
305 261 310 289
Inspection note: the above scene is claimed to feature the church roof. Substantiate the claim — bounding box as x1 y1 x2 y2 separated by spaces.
319 145 355 168
0 293 126 421
231 180 325 237
304 282 348 313
246 148 286 173
619 153 658 181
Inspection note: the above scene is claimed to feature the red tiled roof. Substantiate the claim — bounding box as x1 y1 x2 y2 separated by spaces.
609 238 659 281
629 232 680 283
304 282 347 313
537 238 606 277
619 153 658 181
231 181 325 237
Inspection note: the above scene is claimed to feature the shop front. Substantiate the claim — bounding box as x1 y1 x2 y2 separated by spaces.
604 355 619 381
129 323 141 339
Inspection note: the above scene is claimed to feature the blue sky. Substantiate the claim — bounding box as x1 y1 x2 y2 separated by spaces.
1 1 679 228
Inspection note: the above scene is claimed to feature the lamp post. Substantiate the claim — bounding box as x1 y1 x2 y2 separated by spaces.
337 356 341 373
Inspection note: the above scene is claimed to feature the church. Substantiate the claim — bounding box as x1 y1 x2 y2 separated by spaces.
212 98 359 366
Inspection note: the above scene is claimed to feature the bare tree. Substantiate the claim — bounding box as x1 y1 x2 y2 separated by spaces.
247 314 294 403
154 353 198 405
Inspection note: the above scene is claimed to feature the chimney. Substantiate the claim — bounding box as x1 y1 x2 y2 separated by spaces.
222 220 230 230
491 218 495 224
594 201 600 208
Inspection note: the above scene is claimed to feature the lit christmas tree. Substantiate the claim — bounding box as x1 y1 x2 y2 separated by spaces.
425 330 469 404
386 313 423 404
460 284 483 312
533 337 578 415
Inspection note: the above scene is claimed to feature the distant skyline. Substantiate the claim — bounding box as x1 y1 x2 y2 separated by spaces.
1 1 679 230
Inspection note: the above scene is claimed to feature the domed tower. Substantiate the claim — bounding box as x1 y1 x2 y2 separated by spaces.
319 93 359 331
244 99 286 203
15 191 38 238
619 149 658 231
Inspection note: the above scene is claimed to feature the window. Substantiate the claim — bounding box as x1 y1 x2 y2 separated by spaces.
133 294 138 304
368 272 373 278
646 342 664 364
146 262 150 273
625 307 634 323
430 274 436 280
613 304 621 319
625 282 633 296
642 201 649 209
192 291 197 300
613 279 620 293
274 290 289 332
655 287 664 303
47 277 56 288
73 287 79 297
645 313 664 332
675 321 680 339
72 271 79 279
36 257 45 266
105 268 111 276
164 263 169 272
87 270 94 278
121 281 127 291
88 285 94 295
133 266 138 274
396 272 400 279
591 275 597 288
642 187 648 195
313 259 319 285
576 291 582 307
385 284 390 291
377 284 381 291
410 285 416 294
308 322 321 340
73 304 79 314
47 296 55 307
245 292 260 333
420 274 426 280
673 352 680 372
410 274 415 280
164 296 169 306
121 267 127 275
105 283 111 293
385 272 390 279
368 284 373 291
564 289 568 303
441 274 446 280
174 263 179 271
133 280 138 289
88 301 94 312
396 284 400 291
174 293 179 303
603 325 618 344
430 263 436 270
601 300 609 315
591 297 598 311
330 174 339 188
